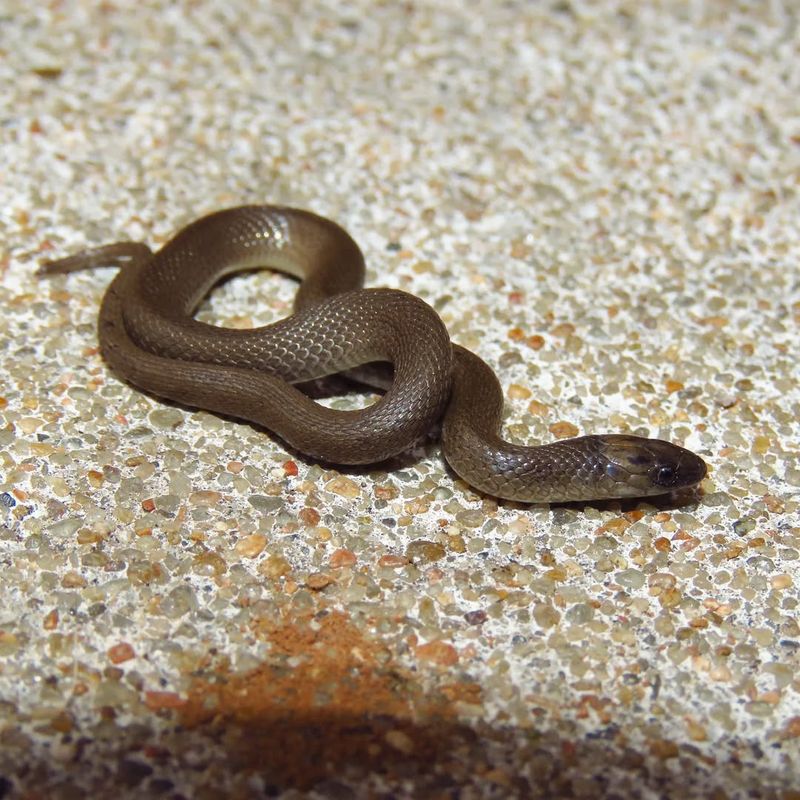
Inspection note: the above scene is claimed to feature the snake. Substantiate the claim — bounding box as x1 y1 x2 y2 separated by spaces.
40 205 707 503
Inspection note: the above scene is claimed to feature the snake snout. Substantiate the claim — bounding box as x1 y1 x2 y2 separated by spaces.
598 435 707 497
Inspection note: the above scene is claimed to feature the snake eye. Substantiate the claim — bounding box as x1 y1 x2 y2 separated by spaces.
655 465 676 486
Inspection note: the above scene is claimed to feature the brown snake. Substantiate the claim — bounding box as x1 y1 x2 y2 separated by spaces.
40 205 707 502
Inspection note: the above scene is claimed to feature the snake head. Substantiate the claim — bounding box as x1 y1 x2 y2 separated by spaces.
596 435 707 498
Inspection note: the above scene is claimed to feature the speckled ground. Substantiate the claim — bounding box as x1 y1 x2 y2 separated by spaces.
1 1 799 798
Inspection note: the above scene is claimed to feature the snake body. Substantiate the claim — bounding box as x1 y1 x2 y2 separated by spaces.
42 205 707 502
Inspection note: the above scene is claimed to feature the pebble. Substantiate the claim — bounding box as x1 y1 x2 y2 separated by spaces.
107 643 135 665
329 549 357 568
549 421 580 438
148 408 184 429
406 541 446 564
258 555 291 579
235 534 267 558
415 640 458 667
326 476 361 499
306 572 335 590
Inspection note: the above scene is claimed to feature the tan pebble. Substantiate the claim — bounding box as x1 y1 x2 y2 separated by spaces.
61 571 87 589
107 642 135 664
116 508 134 525
306 572 335 590
763 495 784 513
648 573 677 590
664 379 684 394
134 462 156 480
508 383 531 400
448 534 466 553
87 470 104 487
551 322 575 337
299 507 321 526
326 475 361 498
724 544 745 559
751 628 773 646
404 498 430 515
227 461 245 474
533 603 560 628
527 399 549 416
314 527 332 541
509 239 532 260
385 729 415 754
544 566 567 582
189 490 223 506
526 334 545 350
507 516 533 535
752 435 770 454
235 534 267 558
284 579 298 594
653 537 671 552
406 540 446 564
782 716 800 739
43 609 59 630
549 421 579 438
378 554 408 568
772 574 793 590
18 417 44 434
710 664 732 681
330 549 357 568
191 552 226 577
415 640 458 666
691 654 711 673
258 555 291 578
659 588 682 608
76 529 105 545
374 485 399 500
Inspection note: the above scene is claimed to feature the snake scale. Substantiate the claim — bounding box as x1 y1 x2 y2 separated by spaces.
41 205 707 503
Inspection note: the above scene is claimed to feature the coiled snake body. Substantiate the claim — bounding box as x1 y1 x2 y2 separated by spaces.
41 205 706 502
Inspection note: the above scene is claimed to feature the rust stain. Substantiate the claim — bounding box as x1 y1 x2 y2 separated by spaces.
178 609 483 790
